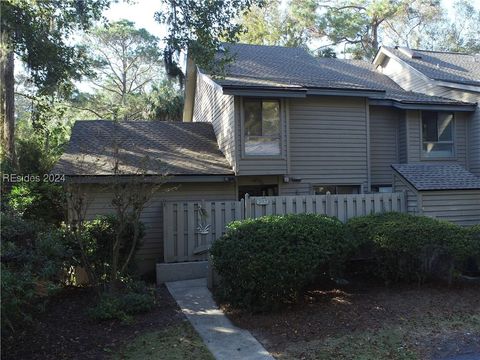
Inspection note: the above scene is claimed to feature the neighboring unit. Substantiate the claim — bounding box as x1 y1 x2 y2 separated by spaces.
374 46 480 176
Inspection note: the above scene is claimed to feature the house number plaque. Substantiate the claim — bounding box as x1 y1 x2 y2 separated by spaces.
255 198 270 205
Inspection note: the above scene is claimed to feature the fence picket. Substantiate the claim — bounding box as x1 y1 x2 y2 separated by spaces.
187 202 195 258
215 202 223 241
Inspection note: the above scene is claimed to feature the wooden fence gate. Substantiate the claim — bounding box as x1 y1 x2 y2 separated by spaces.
163 192 406 262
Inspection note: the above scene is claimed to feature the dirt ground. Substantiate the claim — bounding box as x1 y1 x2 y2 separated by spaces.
223 280 480 360
1 285 184 360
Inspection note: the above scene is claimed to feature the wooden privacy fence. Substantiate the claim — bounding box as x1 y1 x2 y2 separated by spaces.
163 192 406 262
163 199 245 262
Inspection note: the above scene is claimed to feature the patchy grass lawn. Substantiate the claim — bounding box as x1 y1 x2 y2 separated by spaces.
2 285 211 360
223 282 480 360
112 321 214 360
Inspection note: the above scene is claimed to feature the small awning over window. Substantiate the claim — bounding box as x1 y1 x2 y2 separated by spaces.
391 163 480 191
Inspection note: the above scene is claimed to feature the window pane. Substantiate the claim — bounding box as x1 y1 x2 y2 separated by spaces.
245 137 280 155
438 113 453 141
314 186 336 195
244 99 280 156
262 101 280 136
336 186 360 194
422 111 438 142
423 142 454 157
314 185 360 195
244 101 262 136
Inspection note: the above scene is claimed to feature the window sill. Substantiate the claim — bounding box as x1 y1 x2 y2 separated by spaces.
240 155 287 160
420 155 457 161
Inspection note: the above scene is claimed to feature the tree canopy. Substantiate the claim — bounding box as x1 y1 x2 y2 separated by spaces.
79 20 165 121
156 0 261 75
1 0 110 166
237 0 479 60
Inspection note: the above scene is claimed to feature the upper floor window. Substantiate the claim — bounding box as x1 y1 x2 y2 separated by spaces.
244 99 281 156
422 111 454 158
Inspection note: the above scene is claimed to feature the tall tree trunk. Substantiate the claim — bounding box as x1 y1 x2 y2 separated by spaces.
371 20 379 59
1 48 15 167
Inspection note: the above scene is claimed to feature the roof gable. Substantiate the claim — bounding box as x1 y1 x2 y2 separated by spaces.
382 46 480 87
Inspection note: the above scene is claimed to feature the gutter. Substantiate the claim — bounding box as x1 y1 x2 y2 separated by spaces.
369 99 477 112
64 174 236 184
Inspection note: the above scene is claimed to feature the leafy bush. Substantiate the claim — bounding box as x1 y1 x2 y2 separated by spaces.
346 213 471 283
210 214 350 312
463 225 480 275
88 282 155 321
7 182 66 226
466 224 480 258
1 212 78 332
81 215 145 284
0 265 39 332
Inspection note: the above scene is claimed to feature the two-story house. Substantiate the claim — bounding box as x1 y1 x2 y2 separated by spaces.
55 43 480 275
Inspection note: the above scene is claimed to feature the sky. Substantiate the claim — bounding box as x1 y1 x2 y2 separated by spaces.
105 0 480 41
104 0 167 40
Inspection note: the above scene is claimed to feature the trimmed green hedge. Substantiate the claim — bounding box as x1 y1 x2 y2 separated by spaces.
210 214 351 312
346 213 476 283
211 212 478 312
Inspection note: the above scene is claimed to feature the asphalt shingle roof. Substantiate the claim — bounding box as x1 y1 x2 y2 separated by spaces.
212 43 472 105
53 121 234 177
392 163 480 191
385 46 480 86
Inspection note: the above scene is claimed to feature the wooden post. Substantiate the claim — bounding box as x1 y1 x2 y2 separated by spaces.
244 193 250 219
325 192 332 217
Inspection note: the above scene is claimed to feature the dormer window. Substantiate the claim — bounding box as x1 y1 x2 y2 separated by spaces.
244 99 281 156
422 111 454 158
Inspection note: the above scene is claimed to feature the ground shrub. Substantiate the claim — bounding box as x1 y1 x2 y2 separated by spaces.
88 281 155 322
346 213 472 284
81 216 145 284
463 224 480 275
210 213 351 312
1 212 78 332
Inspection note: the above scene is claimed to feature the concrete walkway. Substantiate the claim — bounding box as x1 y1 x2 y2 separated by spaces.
166 278 275 360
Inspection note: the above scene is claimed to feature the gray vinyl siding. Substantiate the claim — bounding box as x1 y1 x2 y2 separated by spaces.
420 190 480 226
405 110 468 166
80 182 236 273
370 106 400 185
398 115 407 163
193 72 236 170
392 173 419 214
234 97 288 175
288 96 368 187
